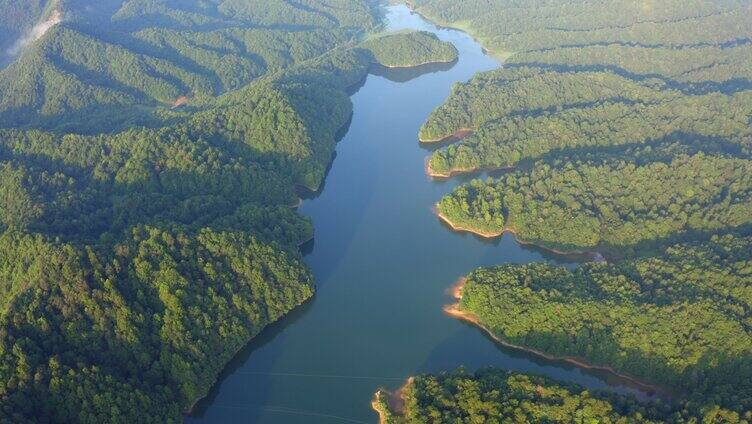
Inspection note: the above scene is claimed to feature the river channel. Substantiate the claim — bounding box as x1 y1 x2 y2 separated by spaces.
188 5 649 423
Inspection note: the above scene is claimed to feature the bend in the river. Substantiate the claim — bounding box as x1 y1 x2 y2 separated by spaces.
187 6 656 423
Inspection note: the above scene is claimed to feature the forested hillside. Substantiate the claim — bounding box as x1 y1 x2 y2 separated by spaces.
375 369 746 423
0 0 443 422
407 0 752 251
421 68 751 175
399 0 752 420
454 234 752 417
407 0 752 64
377 234 752 422
0 0 52 56
412 0 752 176
362 30 457 68
5 0 752 421
438 150 752 252
0 0 376 131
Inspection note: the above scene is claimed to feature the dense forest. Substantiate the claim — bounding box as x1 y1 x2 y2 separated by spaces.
455 234 752 417
0 0 472 420
421 68 751 175
4 0 752 421
419 67 683 143
0 0 467 422
0 226 314 423
412 0 752 176
437 150 752 252
399 0 752 420
407 0 752 61
362 30 457 68
0 0 377 131
375 369 747 423
0 0 52 58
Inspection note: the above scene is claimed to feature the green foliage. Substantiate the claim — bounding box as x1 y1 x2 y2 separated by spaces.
379 369 702 423
0 125 308 238
0 0 51 50
0 228 313 422
217 0 379 31
0 24 211 129
412 0 752 176
362 30 457 68
458 234 752 415
412 0 752 419
510 43 752 85
0 0 381 421
0 94 323 421
133 26 351 92
408 0 752 84
419 67 677 142
0 0 379 131
189 48 371 190
438 151 752 251
423 68 752 175
0 164 41 232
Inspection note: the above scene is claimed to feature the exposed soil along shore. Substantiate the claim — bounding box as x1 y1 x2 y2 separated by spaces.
434 209 503 238
375 57 458 70
371 377 412 424
171 96 190 108
425 158 515 179
289 197 303 209
425 158 480 178
419 127 473 144
371 393 388 424
446 276 467 299
444 279 668 397
435 208 607 261
189 5 652 422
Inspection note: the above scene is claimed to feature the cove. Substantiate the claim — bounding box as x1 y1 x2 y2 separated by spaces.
187 5 651 423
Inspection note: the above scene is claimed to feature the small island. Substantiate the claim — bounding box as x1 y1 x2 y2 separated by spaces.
362 30 458 69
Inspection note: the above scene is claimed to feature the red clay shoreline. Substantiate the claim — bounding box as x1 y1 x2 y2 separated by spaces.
368 274 668 420
424 156 477 178
435 209 503 238
444 278 668 396
371 377 412 424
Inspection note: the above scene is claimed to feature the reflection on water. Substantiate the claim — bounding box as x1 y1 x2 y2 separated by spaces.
187 5 655 424
369 59 459 83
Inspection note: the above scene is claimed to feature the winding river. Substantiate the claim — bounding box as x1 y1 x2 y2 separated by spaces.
187 6 650 423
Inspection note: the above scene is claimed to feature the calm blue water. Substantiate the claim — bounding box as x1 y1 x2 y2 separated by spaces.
188 6 649 423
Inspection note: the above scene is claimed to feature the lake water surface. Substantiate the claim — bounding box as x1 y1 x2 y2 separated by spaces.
188 6 649 423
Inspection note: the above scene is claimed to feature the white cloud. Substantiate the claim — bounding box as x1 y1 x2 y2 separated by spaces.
5 8 63 57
